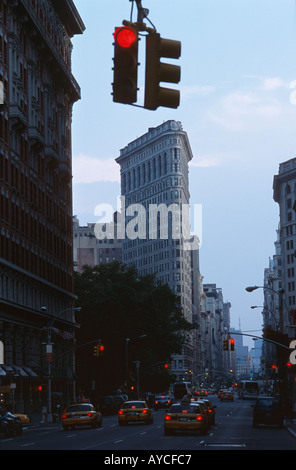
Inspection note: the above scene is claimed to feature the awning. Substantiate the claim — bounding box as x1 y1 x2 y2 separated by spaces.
12 365 29 377
0 367 6 376
23 366 38 377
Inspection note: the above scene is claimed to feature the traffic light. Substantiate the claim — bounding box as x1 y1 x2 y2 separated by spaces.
230 338 235 352
93 343 105 357
144 30 181 110
164 363 170 370
93 344 100 357
223 339 229 351
112 26 139 104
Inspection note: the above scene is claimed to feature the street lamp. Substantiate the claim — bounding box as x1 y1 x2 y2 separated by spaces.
41 306 81 423
245 285 290 333
250 305 279 331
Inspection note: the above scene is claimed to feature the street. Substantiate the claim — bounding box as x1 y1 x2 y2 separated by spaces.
1 394 296 452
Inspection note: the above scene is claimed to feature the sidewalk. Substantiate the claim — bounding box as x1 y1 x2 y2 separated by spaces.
286 419 296 439
26 412 63 428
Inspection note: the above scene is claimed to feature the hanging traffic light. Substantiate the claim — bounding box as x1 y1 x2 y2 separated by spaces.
112 26 139 104
144 30 181 110
223 339 229 351
93 343 105 357
230 338 235 352
93 344 100 357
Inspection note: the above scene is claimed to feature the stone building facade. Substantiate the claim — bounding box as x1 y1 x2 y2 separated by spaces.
116 120 200 381
0 0 84 413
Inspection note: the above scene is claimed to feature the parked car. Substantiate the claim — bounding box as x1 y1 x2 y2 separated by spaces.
14 413 31 425
252 397 284 428
118 401 153 425
0 407 22 437
164 403 209 436
62 403 102 430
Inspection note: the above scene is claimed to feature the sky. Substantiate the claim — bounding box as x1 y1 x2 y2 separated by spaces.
70 0 296 348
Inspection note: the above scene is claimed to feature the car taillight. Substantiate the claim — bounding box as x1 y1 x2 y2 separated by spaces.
118 410 124 415
87 413 92 417
196 416 202 421
62 414 66 419
165 415 171 421
142 409 148 414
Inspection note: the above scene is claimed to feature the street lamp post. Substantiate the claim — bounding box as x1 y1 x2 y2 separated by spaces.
125 334 147 394
41 306 81 423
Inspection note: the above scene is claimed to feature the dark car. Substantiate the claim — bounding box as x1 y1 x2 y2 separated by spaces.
220 390 234 402
154 395 174 410
0 407 22 438
97 396 118 415
252 397 284 428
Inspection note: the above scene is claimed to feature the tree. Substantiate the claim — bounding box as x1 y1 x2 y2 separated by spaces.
74 262 193 395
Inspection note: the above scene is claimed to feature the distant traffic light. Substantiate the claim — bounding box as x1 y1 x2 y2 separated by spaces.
223 339 229 351
144 30 181 110
230 338 235 352
112 26 139 104
93 344 100 357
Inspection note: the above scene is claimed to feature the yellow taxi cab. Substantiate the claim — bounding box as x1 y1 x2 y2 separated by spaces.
118 400 153 425
14 413 31 424
62 403 102 430
164 403 208 435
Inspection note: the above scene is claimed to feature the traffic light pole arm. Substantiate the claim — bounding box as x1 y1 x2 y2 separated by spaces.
231 332 291 350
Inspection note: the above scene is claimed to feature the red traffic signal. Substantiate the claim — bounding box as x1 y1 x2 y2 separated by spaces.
230 338 235 351
112 26 139 104
114 27 137 48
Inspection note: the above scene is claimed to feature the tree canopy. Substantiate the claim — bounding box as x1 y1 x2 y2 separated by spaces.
74 262 193 395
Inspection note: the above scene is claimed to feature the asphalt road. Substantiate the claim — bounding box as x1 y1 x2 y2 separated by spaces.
1 394 296 453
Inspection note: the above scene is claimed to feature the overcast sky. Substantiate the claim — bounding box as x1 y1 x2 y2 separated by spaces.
70 0 296 347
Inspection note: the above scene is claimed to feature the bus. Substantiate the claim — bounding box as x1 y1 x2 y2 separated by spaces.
173 382 192 400
238 380 259 400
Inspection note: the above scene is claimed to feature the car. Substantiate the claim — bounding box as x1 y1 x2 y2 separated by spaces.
62 403 102 430
97 396 118 415
199 398 216 425
220 390 234 402
0 407 22 437
164 403 208 436
112 395 125 411
191 399 211 427
252 396 284 428
118 401 153 425
218 388 227 399
154 395 174 410
13 413 31 425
